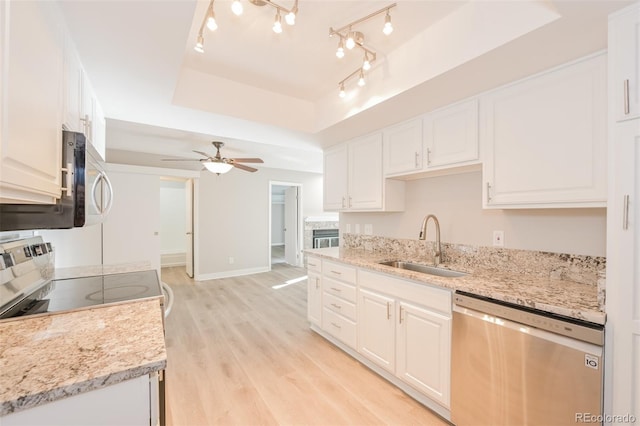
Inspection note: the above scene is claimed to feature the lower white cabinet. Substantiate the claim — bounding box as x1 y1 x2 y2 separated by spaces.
357 269 452 409
306 255 322 327
1 374 159 426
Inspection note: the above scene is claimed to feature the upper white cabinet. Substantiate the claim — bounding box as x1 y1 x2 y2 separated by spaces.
609 4 640 122
383 118 423 175
323 133 404 212
481 53 607 208
0 0 64 204
423 99 479 170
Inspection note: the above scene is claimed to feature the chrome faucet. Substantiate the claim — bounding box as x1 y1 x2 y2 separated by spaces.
419 214 441 266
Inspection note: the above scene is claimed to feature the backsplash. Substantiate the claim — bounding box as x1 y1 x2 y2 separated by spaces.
342 233 606 305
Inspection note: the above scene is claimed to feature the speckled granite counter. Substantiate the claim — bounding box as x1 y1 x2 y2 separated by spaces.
0 298 166 416
307 246 606 325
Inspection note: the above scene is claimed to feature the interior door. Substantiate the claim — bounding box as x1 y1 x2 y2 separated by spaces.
185 179 194 278
284 186 299 266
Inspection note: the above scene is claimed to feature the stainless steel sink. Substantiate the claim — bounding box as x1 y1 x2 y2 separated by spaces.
378 260 468 278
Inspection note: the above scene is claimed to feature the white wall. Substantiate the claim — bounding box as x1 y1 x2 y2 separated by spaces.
341 170 606 257
197 167 323 278
160 180 187 263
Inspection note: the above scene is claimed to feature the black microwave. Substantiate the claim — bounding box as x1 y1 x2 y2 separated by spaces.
0 130 113 231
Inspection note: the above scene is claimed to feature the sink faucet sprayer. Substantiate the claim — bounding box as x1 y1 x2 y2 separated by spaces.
419 214 441 266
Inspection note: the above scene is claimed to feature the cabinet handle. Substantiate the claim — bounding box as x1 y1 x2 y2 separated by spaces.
386 302 391 320
623 194 630 230
330 287 342 292
348 196 352 208
486 182 492 204
330 270 342 275
399 306 404 324
331 322 341 329
624 79 630 115
415 151 420 168
315 277 319 289
341 196 346 209
331 303 342 310
426 148 431 165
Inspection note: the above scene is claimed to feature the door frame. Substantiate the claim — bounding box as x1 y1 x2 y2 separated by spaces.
268 181 303 268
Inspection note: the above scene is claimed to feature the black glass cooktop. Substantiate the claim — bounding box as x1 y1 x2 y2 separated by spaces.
3 270 161 319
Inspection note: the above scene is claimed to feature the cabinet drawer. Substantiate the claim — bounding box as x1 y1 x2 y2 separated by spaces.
323 307 356 348
307 256 322 273
323 260 357 284
323 291 356 321
323 276 356 303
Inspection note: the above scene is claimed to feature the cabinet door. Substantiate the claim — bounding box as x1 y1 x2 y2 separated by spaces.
383 118 422 176
397 301 451 408
348 133 383 210
482 54 607 208
92 100 106 160
307 270 322 326
358 288 395 373
62 34 83 133
0 0 63 204
609 4 640 122
424 99 478 169
323 144 348 211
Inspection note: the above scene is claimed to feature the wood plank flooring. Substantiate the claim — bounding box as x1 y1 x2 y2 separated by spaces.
161 264 449 426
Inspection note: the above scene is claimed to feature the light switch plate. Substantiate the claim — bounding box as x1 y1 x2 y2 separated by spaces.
345 224 351 233
493 231 504 247
354 224 361 234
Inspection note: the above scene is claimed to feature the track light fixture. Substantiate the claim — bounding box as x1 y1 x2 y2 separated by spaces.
194 0 299 53
329 3 395 97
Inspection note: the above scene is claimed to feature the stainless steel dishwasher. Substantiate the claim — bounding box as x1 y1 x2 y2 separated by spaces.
451 291 604 426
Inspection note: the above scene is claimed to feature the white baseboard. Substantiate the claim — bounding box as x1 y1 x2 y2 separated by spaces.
161 252 186 267
195 266 270 281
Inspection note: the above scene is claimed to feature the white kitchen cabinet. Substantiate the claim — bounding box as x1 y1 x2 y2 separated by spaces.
1 373 159 426
323 133 404 212
358 288 396 373
481 53 607 208
397 300 451 407
321 260 357 348
358 269 452 408
423 99 479 170
80 72 107 160
62 33 83 134
0 0 64 204
306 255 322 327
609 3 640 122
383 118 423 176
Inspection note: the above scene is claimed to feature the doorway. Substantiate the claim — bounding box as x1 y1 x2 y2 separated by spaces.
159 177 195 277
269 181 302 268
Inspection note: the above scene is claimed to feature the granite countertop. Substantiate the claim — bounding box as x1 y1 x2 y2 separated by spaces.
307 247 605 325
0 298 167 416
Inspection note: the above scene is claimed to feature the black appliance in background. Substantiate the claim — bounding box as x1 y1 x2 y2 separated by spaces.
0 130 112 231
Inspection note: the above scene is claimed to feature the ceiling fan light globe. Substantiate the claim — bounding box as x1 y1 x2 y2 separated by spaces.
231 0 243 16
285 11 295 25
204 162 234 174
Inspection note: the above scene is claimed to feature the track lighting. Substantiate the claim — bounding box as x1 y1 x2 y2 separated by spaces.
273 11 283 33
231 0 243 16
330 3 393 97
336 38 345 59
194 0 298 52
383 11 393 35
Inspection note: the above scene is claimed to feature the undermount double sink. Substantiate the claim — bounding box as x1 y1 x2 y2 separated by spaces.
378 260 468 278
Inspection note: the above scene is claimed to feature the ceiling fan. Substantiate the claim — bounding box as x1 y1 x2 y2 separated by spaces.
162 141 264 174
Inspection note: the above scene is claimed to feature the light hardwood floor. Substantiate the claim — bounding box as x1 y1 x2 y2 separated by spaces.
161 264 450 426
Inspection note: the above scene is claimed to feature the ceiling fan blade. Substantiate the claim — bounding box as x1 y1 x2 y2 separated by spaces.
232 163 258 173
161 158 202 162
229 158 264 163
193 150 211 158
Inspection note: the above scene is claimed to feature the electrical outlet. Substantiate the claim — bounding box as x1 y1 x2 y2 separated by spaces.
354 224 361 234
345 224 351 233
493 231 504 247
228 257 235 264
364 224 373 235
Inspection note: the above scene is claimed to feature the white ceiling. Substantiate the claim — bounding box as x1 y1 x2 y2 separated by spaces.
58 0 632 174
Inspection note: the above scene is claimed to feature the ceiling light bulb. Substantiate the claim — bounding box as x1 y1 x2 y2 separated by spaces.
336 39 345 58
383 12 393 35
358 70 366 87
285 9 296 26
273 11 283 34
362 55 371 71
194 34 205 53
231 0 243 16
204 162 234 174
206 14 218 31
346 31 356 50
339 83 346 98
